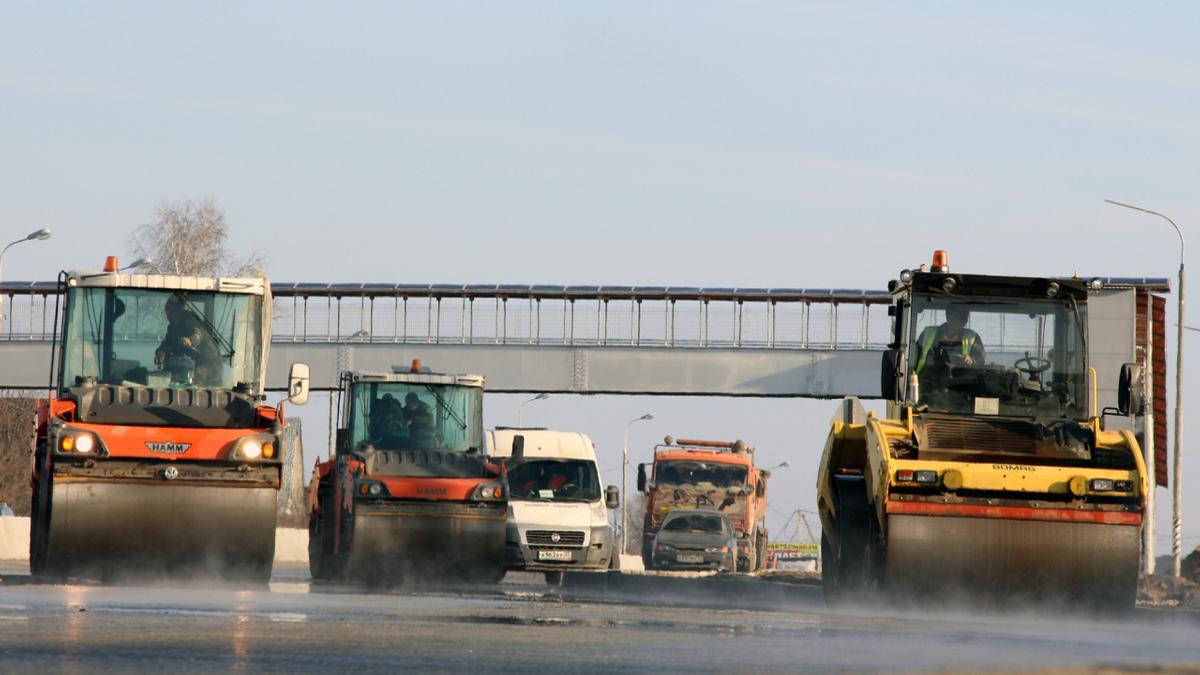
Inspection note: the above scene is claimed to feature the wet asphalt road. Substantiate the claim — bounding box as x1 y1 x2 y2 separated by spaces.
0 563 1198 673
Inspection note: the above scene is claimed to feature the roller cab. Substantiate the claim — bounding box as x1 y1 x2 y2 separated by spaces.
31 261 308 583
308 364 506 586
817 252 1148 609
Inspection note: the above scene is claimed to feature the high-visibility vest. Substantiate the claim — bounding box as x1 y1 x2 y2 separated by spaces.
915 326 978 374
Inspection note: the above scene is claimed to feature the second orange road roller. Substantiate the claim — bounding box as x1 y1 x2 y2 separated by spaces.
306 361 507 586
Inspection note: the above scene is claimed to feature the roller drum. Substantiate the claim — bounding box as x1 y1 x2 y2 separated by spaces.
342 503 506 586
884 514 1139 609
41 481 277 583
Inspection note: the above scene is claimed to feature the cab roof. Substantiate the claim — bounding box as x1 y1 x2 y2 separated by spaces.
893 272 1089 303
68 270 267 295
347 370 485 388
653 449 753 466
488 428 597 461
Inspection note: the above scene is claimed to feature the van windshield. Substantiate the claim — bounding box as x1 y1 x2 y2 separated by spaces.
506 459 601 502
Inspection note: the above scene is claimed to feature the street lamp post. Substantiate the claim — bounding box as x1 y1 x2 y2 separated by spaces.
622 413 654 556
0 228 53 334
1106 199 1185 577
517 393 549 426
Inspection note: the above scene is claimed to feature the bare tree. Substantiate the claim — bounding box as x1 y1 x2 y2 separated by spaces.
0 392 35 516
130 197 265 277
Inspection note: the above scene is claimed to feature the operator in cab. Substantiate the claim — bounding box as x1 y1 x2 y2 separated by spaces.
155 294 221 386
914 305 985 378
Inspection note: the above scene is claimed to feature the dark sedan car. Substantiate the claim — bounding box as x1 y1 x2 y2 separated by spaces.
649 509 737 572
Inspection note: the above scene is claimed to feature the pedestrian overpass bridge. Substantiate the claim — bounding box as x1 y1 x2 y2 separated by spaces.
0 279 1167 406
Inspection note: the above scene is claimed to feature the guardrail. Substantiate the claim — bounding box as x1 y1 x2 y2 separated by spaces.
1 277 1170 351
0 282 896 350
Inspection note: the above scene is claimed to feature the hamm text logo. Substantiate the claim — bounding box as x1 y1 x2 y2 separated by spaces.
416 487 447 496
147 442 191 454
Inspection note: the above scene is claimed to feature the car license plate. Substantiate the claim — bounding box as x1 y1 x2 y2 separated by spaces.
677 553 703 563
537 549 572 561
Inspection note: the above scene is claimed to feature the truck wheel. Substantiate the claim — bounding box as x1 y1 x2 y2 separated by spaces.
754 532 768 572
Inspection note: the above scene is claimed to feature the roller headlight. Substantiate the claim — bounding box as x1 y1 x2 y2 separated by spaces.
472 483 505 501
656 542 675 552
240 439 262 460
232 436 274 461
74 434 95 454
357 479 389 497
58 431 101 455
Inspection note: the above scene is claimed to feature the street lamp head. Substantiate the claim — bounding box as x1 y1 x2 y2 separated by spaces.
535 393 549 401
28 228 51 241
640 413 654 421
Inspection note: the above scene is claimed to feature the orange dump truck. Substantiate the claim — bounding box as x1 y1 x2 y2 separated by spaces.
307 362 507 585
30 258 310 582
637 437 769 572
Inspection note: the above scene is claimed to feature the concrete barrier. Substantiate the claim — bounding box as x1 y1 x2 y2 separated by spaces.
0 516 29 560
0 516 309 566
274 527 308 565
561 569 822 611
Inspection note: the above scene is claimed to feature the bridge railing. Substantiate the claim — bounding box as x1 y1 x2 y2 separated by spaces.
0 282 896 350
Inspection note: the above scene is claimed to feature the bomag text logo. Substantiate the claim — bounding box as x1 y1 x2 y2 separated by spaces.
992 464 1034 472
147 442 191 454
416 486 448 496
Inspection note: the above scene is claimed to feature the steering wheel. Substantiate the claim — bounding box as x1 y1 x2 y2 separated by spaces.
556 483 581 498
1014 352 1052 377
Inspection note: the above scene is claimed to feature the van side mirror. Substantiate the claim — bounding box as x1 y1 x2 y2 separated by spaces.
1118 363 1144 416
637 463 647 493
511 434 525 460
880 348 903 400
605 485 619 509
287 362 310 405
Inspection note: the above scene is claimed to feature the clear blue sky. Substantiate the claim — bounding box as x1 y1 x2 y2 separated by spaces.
3 2 1198 553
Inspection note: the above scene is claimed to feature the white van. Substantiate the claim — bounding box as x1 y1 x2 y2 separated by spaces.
487 428 619 581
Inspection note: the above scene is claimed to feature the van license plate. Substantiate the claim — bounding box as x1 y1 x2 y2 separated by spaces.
677 553 703 563
538 550 572 561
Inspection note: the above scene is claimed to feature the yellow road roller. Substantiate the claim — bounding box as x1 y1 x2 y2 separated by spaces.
817 251 1148 610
